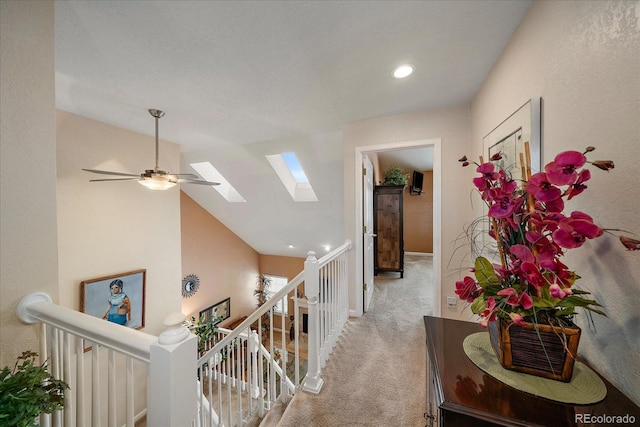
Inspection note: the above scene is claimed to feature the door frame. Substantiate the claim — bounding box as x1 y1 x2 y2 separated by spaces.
353 138 442 317
362 154 375 312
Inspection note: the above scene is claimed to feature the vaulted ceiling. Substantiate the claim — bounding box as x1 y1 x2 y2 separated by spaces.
54 0 532 257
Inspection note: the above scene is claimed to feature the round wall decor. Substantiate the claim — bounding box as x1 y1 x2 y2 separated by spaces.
181 274 200 298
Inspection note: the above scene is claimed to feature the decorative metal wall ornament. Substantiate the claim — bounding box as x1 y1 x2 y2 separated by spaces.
181 274 200 298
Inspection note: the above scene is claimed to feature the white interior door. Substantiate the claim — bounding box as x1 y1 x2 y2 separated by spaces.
363 155 375 312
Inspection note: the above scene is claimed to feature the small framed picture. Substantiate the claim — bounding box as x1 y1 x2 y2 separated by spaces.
81 269 146 335
200 297 230 324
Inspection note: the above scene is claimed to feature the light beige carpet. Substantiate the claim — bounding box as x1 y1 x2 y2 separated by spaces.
277 255 433 427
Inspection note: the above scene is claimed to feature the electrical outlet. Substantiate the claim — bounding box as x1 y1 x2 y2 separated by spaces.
447 296 457 307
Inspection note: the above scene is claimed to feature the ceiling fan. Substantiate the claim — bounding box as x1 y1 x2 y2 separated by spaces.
83 109 219 190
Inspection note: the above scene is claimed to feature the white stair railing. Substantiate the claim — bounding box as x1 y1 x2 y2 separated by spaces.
194 239 352 425
301 241 351 393
15 293 197 427
13 239 352 427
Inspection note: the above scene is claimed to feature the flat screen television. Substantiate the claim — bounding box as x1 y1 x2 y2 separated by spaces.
410 170 424 195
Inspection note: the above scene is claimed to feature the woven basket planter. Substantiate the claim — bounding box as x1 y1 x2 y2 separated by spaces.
488 317 581 382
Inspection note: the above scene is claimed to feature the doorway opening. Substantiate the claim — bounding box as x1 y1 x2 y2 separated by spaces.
354 138 442 317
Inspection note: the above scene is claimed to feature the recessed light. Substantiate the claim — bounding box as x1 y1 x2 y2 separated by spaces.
393 64 414 79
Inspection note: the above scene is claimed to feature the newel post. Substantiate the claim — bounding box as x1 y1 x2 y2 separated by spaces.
302 251 324 393
147 313 197 426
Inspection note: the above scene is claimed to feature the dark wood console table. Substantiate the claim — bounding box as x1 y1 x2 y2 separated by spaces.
424 316 640 426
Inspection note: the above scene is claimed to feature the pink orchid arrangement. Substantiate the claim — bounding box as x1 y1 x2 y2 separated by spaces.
456 146 639 328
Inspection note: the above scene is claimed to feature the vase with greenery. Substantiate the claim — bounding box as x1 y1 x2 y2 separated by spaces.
382 166 408 186
455 146 638 379
0 350 69 427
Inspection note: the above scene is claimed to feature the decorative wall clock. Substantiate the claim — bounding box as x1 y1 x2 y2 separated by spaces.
181 274 200 298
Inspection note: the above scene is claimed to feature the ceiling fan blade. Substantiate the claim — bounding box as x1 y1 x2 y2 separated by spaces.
173 173 199 178
178 178 220 186
89 178 140 182
83 168 140 177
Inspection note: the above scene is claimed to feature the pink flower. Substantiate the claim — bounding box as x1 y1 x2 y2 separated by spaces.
545 151 587 186
509 312 524 325
519 292 533 310
552 211 603 249
473 163 499 192
509 244 535 263
549 283 572 299
497 288 533 310
455 146 633 328
521 262 546 289
487 180 518 218
478 297 497 328
455 276 481 302
526 172 562 202
567 169 590 200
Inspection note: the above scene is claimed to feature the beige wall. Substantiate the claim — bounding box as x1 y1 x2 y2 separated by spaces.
0 0 58 367
470 0 639 404
404 171 433 253
56 111 183 336
180 194 307 328
181 191 259 324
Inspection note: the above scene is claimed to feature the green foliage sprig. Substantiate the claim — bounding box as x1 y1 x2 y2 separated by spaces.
185 315 219 354
382 166 408 185
0 351 69 427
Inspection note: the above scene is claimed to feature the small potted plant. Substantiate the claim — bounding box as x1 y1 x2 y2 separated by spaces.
254 274 272 333
0 350 69 427
184 315 219 355
382 166 408 186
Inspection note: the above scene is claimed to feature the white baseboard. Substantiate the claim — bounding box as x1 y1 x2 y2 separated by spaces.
405 251 433 257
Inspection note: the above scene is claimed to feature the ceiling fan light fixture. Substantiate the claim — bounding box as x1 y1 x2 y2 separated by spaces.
139 174 177 190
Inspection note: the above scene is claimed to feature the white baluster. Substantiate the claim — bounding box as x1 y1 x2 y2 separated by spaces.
62 331 71 427
92 345 101 427
108 349 116 427
302 251 323 393
126 358 134 427
76 338 85 427
248 330 260 399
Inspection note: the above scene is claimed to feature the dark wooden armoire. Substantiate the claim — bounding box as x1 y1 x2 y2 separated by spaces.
373 185 405 278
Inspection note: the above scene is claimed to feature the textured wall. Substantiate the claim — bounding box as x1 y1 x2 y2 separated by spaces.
0 1 58 367
471 0 640 405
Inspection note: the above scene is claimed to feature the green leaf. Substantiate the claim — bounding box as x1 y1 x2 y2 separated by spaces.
470 296 486 314
474 257 500 289
532 296 557 308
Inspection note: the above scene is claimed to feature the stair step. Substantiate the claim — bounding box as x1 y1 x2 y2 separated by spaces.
258 400 289 427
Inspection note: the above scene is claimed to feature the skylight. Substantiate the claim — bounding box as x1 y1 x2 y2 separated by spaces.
189 161 246 203
265 152 318 202
281 152 309 183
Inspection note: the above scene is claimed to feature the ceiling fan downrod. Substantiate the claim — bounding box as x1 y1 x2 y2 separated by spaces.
148 109 165 172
